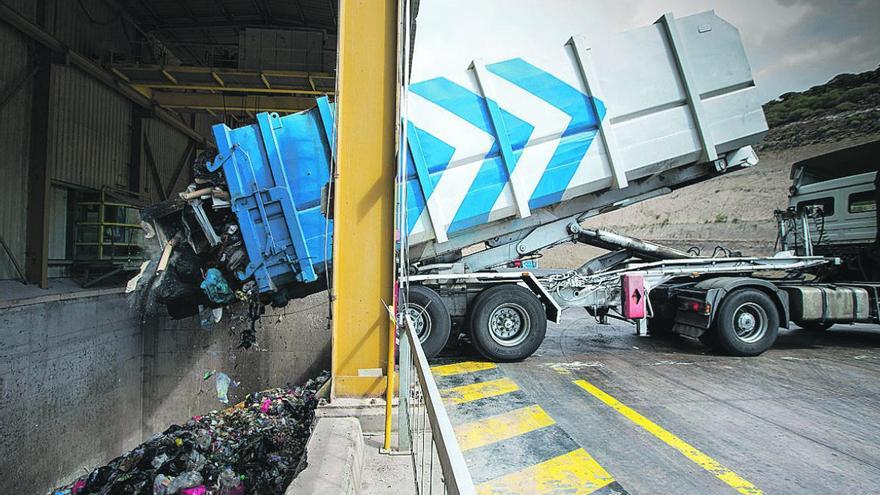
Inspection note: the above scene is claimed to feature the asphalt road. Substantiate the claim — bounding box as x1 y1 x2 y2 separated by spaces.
435 313 880 494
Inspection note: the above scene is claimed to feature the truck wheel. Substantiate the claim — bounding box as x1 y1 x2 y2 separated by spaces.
712 289 779 357
796 321 834 332
469 285 546 362
404 285 451 359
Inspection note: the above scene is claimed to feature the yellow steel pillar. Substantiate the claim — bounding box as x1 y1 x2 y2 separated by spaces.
331 0 398 398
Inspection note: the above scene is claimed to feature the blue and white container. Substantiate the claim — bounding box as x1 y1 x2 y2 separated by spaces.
209 11 767 297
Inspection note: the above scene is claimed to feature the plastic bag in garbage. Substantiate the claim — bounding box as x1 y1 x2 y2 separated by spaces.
153 474 171 495
166 471 203 493
200 268 235 304
151 453 169 469
215 372 239 404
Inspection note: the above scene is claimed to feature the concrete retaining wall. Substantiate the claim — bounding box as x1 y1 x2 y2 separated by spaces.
0 289 331 494
142 292 331 433
0 290 144 494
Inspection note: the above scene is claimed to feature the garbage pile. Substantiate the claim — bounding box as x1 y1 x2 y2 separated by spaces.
51 372 329 495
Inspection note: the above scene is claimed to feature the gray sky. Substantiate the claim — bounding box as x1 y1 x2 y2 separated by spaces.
636 0 880 100
416 0 880 102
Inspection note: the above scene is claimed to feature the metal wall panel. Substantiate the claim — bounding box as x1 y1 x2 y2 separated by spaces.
142 118 193 202
49 0 132 61
194 113 221 140
48 64 131 191
0 7 34 280
239 28 331 71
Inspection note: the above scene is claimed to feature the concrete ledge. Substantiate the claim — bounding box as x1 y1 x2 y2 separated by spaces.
287 417 365 495
317 398 397 434
0 286 125 309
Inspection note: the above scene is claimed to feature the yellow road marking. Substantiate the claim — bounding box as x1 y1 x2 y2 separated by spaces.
573 379 762 495
455 405 556 451
432 361 496 377
476 448 615 495
441 377 519 405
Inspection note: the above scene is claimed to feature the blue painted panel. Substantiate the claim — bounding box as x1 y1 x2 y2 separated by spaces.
210 106 333 294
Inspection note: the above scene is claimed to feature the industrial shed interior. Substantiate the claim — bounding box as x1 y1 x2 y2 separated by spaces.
0 1 337 492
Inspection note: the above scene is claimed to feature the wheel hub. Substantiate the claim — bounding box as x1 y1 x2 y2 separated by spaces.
732 302 768 344
737 313 756 332
405 304 431 343
488 304 530 347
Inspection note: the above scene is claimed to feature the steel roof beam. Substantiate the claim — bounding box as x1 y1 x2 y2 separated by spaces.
0 2 207 143
294 0 307 24
111 64 335 79
151 92 314 113
134 83 332 96
146 19 332 31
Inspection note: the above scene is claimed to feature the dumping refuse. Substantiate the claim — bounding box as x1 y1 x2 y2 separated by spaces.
129 151 275 349
51 372 328 495
132 151 255 322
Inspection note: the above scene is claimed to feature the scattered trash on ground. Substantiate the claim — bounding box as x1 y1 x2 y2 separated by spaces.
51 372 328 495
853 354 879 360
546 361 605 374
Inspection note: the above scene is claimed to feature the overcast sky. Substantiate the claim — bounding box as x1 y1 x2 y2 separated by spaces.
415 0 880 102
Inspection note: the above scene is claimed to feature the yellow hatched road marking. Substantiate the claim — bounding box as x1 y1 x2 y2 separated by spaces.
476 448 615 495
432 361 496 377
455 405 556 451
573 379 763 495
441 377 519 404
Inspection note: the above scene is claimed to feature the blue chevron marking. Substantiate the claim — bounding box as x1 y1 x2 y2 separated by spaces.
410 78 494 133
405 124 455 234
447 99 534 233
410 78 535 235
487 58 605 209
404 146 426 235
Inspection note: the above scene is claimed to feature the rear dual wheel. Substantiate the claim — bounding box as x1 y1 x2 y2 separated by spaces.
706 289 779 357
468 285 546 362
403 285 451 359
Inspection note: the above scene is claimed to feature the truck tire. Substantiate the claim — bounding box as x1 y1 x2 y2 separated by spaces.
711 289 779 357
468 284 546 362
404 285 451 359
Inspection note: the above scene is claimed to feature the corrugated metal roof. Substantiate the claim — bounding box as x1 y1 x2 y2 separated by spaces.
49 0 132 61
122 0 335 29
119 0 337 65
0 5 34 280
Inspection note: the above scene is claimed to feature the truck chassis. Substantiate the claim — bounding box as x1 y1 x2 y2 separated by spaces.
404 229 880 361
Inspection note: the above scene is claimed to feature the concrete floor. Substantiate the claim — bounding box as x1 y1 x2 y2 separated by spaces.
360 433 415 493
434 313 880 494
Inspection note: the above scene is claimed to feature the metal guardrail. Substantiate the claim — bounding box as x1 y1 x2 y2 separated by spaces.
397 316 476 495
